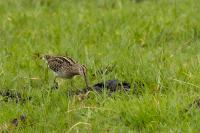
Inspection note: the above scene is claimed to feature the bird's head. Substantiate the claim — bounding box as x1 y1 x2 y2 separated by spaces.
79 65 87 77
42 55 52 62
79 64 90 88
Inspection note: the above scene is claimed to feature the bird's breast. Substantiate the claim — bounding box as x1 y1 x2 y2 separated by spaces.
54 71 75 79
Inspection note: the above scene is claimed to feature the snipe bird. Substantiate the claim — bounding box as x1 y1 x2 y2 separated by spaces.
43 55 89 89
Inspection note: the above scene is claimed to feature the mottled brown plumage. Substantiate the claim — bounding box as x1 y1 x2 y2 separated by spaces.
43 55 89 88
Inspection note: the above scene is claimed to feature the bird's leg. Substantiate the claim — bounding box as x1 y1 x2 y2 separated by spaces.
52 77 58 89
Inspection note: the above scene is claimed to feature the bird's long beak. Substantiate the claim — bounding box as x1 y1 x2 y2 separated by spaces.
83 72 89 89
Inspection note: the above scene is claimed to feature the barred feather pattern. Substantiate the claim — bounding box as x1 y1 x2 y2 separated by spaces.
43 55 89 87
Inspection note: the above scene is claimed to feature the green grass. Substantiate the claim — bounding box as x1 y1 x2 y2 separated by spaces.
1 0 200 132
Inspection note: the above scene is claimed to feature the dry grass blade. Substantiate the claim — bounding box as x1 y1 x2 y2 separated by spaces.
67 122 91 133
171 78 200 89
21 77 41 80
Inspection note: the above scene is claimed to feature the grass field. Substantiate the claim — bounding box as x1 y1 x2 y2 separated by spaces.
1 0 200 132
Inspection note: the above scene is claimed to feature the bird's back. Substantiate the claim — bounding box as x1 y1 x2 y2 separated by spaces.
45 55 80 78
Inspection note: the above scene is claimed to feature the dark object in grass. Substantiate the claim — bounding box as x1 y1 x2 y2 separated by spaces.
20 114 26 122
10 114 27 127
93 80 130 92
11 118 18 127
68 80 131 96
0 89 32 103
0 114 27 132
184 98 200 112
66 79 146 97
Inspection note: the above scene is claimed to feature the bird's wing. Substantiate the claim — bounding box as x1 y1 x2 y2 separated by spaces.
46 56 78 73
47 58 64 72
